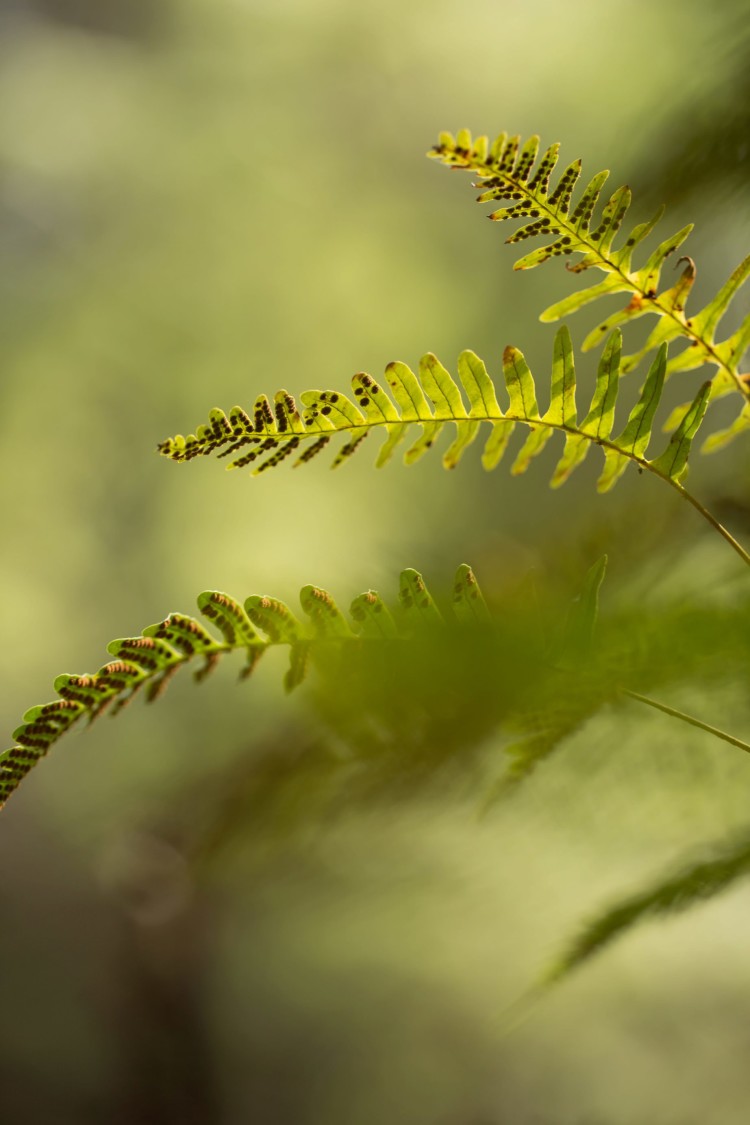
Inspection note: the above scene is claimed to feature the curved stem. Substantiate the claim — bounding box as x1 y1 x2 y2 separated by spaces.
623 688 750 756
666 479 750 568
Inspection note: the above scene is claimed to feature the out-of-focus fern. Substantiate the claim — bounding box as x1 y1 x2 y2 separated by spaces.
429 129 750 451
0 565 489 809
6 123 750 998
546 830 750 984
9 548 746 833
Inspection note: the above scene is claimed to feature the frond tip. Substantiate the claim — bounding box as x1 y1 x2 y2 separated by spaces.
0 565 487 810
158 329 710 493
428 129 750 432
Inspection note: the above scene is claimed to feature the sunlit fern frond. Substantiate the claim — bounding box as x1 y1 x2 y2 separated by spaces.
428 129 750 449
0 565 488 809
546 829 750 985
158 328 712 498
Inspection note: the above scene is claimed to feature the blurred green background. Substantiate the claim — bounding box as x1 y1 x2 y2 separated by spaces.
1 0 749 1121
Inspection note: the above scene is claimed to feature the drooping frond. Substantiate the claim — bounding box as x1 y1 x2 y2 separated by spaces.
158 329 712 497
546 830 750 985
0 565 488 809
428 129 750 447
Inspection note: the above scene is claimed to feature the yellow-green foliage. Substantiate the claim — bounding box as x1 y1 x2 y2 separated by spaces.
158 329 710 493
5 127 750 991
429 129 750 450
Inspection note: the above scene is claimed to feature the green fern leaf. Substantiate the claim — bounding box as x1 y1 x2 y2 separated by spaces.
244 595 304 644
299 585 355 639
349 591 399 638
649 380 711 483
159 330 710 500
451 564 491 625
399 568 444 627
428 130 750 425
597 344 667 491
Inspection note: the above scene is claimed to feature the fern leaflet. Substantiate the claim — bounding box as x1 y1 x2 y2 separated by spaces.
428 129 750 449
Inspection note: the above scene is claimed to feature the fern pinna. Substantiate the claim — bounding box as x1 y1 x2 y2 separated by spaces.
429 129 750 451
0 566 488 809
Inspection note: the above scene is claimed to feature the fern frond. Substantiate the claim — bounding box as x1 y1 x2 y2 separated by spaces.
0 565 487 809
428 130 750 444
546 830 750 984
158 330 711 497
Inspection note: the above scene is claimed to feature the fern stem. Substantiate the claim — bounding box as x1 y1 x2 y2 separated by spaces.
478 413 750 569
534 198 747 401
623 689 750 756
665 480 750 568
504 415 750 568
